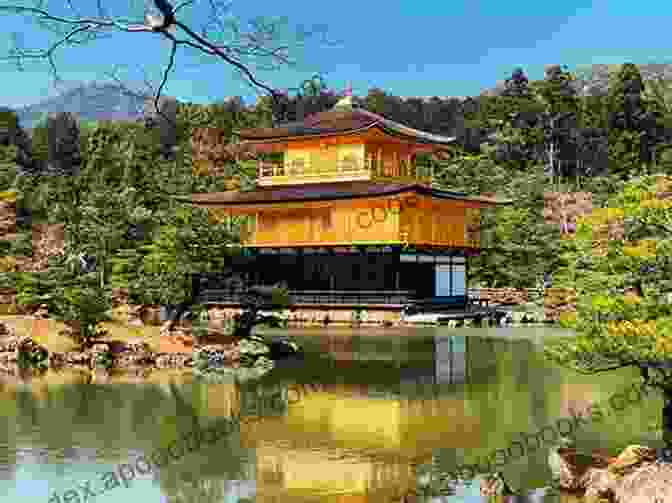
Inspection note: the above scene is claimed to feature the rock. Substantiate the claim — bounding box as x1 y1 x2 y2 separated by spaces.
111 288 129 308
0 335 19 352
0 351 16 362
159 320 173 337
156 333 193 354
0 322 11 336
195 343 241 364
155 353 193 368
59 320 82 340
609 460 672 503
108 339 155 368
556 443 672 503
63 352 91 366
33 304 49 319
89 343 110 354
114 353 155 367
49 352 67 367
608 445 657 476
127 305 145 326
141 306 161 326
125 339 152 355
12 336 48 363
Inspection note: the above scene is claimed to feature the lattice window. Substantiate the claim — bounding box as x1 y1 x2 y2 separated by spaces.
320 210 333 230
341 154 358 172
289 158 305 176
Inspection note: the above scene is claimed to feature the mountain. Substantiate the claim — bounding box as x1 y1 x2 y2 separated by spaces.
8 64 672 131
479 63 672 97
9 82 150 130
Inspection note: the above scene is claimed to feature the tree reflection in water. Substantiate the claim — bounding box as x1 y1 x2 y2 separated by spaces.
7 378 254 503
156 383 254 503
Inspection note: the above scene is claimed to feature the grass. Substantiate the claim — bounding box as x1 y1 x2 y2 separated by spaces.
0 190 17 202
0 307 165 353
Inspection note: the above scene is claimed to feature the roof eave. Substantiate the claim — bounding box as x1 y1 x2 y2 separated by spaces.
236 123 378 143
175 184 514 207
237 124 456 147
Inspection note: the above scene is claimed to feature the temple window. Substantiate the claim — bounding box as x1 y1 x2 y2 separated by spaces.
289 158 305 176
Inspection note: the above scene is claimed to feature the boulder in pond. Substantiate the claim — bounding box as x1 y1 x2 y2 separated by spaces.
554 443 672 503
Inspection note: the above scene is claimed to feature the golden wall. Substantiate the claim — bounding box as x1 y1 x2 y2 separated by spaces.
252 198 400 246
399 195 481 248
208 194 482 248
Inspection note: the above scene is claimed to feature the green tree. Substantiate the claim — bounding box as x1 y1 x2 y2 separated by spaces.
534 64 580 187
545 174 672 444
469 169 563 289
606 63 659 179
16 254 113 349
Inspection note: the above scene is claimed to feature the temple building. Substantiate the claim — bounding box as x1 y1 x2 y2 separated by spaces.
179 96 511 323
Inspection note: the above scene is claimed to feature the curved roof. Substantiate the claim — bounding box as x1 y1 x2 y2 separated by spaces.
176 181 511 207
237 106 456 146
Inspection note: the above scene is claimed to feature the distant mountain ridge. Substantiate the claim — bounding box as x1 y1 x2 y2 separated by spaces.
7 64 672 130
9 82 149 130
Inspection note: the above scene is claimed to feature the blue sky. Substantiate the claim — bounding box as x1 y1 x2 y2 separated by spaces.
1 0 671 108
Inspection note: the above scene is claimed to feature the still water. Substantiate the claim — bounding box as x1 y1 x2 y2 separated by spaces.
0 326 664 503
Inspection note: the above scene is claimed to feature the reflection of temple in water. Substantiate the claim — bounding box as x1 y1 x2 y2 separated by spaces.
0 334 513 503
237 335 492 502
0 461 13 481
433 335 467 385
319 334 470 387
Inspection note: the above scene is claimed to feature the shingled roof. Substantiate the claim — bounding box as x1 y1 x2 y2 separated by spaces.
237 98 457 146
176 181 512 207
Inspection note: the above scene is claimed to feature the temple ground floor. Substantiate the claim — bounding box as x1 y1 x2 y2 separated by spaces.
195 246 469 301
193 246 494 321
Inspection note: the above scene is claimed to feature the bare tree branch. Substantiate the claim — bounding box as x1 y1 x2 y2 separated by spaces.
0 0 343 162
0 5 154 31
0 0 336 127
173 0 196 15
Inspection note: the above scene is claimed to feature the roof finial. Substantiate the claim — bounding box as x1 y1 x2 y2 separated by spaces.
333 82 355 110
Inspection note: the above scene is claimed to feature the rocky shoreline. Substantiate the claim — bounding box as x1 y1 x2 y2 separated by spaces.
552 443 672 503
0 319 301 381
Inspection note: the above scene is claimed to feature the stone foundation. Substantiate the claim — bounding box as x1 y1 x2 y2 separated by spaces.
204 305 403 328
475 288 530 305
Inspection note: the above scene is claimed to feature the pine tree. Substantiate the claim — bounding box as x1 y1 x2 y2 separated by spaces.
534 65 580 188
44 112 82 176
606 63 659 179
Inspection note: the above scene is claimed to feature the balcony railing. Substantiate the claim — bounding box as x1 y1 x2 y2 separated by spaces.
257 158 431 182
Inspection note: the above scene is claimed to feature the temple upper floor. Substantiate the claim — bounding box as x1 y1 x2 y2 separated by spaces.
235 96 457 187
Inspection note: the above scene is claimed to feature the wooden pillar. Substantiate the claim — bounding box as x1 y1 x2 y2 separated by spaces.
465 252 469 300
378 147 383 177
299 251 305 290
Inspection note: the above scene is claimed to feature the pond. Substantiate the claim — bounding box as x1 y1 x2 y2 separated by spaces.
0 326 664 502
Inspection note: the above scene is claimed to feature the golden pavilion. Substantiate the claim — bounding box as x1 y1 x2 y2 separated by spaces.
179 95 511 320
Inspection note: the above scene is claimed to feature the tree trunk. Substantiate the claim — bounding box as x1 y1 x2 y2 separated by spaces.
663 389 672 447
